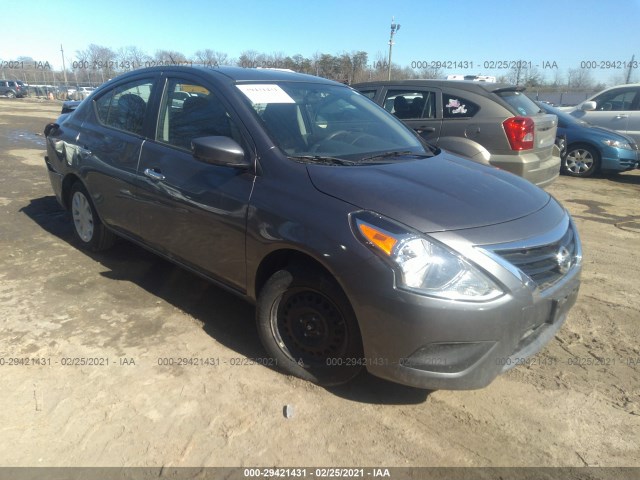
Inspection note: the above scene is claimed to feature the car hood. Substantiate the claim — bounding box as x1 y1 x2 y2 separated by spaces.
307 152 550 233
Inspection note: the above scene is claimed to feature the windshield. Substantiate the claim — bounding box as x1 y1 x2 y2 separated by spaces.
237 82 430 163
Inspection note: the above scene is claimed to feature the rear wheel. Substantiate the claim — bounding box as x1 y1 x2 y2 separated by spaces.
70 182 115 252
6 91 15 99
562 144 600 177
256 265 364 386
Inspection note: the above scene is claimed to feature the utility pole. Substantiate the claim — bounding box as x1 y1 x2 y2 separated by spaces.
60 44 68 86
387 17 400 81
625 54 635 84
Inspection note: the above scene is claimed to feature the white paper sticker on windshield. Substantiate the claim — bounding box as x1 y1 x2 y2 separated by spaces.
236 84 295 104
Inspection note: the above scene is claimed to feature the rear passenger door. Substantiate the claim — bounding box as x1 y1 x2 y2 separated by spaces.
77 75 158 237
136 74 255 291
380 87 442 143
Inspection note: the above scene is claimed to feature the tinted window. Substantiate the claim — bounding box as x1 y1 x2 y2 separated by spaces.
443 93 479 118
156 79 244 151
593 88 637 111
383 90 436 119
496 90 542 116
94 78 154 135
358 90 377 100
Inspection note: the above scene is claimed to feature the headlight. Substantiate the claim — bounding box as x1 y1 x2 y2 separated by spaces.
352 212 504 302
602 139 633 150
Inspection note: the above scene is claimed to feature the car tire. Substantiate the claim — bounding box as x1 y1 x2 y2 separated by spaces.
562 144 600 177
70 182 115 252
256 265 364 386
6 91 15 99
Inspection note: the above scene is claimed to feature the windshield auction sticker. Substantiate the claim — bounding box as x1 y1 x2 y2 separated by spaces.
236 84 295 104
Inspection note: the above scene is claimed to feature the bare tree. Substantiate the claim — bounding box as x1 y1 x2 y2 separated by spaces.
567 68 594 89
238 50 263 68
194 49 230 66
75 44 116 84
117 46 150 71
154 49 189 64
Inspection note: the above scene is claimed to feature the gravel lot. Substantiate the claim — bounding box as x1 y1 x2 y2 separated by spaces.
0 99 638 473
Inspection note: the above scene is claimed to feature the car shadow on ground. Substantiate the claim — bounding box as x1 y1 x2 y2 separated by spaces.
601 171 640 185
21 195 431 405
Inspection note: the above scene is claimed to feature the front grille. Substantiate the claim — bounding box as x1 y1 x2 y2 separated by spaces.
494 225 577 290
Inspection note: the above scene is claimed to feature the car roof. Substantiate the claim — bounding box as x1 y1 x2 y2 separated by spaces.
122 65 340 85
353 79 521 94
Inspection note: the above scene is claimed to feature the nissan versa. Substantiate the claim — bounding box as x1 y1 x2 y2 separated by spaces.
43 66 582 389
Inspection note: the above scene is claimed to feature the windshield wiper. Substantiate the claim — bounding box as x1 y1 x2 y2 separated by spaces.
288 155 359 166
360 151 432 163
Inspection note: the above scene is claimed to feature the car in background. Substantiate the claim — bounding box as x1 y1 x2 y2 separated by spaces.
567 83 640 145
0 79 27 98
43 66 581 390
354 80 561 188
77 86 96 98
539 102 639 177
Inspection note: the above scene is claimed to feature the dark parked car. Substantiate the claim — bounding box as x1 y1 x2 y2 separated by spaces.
539 102 639 177
354 80 561 188
0 79 27 98
44 66 581 389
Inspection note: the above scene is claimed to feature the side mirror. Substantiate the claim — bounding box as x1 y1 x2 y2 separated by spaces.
44 122 59 137
581 101 596 111
191 136 250 169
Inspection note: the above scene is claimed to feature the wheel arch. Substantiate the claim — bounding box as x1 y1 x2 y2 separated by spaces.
253 248 344 302
565 140 601 156
61 173 83 209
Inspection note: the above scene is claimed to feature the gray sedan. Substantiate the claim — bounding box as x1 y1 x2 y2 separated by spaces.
44 66 581 389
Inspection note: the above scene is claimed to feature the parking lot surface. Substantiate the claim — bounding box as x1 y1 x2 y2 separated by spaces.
1 99 638 467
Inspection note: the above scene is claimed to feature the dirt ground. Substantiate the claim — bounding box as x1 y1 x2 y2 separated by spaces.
0 98 638 471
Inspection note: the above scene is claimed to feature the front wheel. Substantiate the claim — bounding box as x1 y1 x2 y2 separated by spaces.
70 182 115 252
256 266 364 386
562 144 600 177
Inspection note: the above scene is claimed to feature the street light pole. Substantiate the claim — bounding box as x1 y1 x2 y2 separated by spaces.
61 44 68 86
388 17 400 81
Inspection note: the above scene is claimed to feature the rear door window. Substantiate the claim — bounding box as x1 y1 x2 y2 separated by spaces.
383 90 437 119
94 78 154 135
442 93 480 118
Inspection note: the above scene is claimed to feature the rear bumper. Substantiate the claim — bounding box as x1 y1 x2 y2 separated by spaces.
490 148 560 188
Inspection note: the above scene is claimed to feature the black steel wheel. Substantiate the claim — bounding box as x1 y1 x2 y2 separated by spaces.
257 265 364 386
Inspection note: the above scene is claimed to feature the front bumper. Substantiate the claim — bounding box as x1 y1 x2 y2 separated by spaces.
341 214 581 390
601 148 640 172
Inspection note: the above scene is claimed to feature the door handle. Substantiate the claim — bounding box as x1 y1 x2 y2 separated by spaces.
143 168 165 181
614 115 628 119
416 126 436 133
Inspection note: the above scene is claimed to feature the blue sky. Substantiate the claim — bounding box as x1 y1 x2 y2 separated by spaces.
2 0 639 85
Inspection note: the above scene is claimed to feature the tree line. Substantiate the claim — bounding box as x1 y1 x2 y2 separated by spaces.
3 43 635 92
